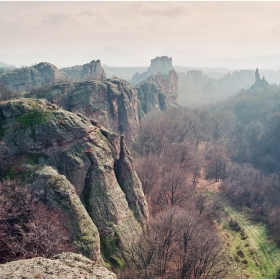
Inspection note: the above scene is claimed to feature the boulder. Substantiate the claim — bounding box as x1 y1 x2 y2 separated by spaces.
0 252 116 279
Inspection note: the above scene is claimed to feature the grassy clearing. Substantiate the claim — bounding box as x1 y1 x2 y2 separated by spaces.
219 203 280 278
197 173 280 278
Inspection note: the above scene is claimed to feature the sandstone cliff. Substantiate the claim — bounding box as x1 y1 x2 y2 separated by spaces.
0 63 68 92
0 252 116 279
136 70 179 119
26 78 140 141
131 56 174 85
62 60 105 81
0 98 148 265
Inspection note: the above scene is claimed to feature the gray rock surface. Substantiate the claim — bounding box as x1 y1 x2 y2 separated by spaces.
0 98 148 263
249 68 269 90
0 62 68 92
28 78 139 141
136 70 179 119
0 252 116 279
132 56 174 85
114 136 149 223
62 60 105 81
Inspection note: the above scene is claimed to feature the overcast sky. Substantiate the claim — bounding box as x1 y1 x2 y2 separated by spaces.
1 1 280 68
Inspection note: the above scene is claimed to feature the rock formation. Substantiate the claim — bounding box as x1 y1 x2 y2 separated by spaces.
0 98 148 265
114 135 148 223
131 56 174 85
62 60 105 81
0 62 68 92
148 56 173 75
178 69 262 106
249 68 270 91
255 68 261 82
0 252 116 279
136 70 179 119
27 78 139 141
17 58 179 141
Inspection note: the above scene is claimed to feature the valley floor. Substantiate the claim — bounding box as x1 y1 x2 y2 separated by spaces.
196 177 280 278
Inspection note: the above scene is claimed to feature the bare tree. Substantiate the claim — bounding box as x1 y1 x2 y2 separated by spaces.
175 209 227 279
0 180 75 263
160 169 189 207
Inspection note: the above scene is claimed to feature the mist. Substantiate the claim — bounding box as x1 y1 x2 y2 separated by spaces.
1 2 280 69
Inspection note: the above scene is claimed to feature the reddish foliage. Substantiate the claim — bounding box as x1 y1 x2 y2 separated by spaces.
85 149 92 154
0 180 76 264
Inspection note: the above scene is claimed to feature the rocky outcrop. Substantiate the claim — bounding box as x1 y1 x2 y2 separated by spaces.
131 56 174 85
0 98 148 264
178 69 261 106
114 136 149 223
23 60 178 141
255 68 261 82
148 56 173 75
136 70 179 119
0 252 116 279
249 68 269 91
28 78 139 141
62 60 105 81
0 62 68 92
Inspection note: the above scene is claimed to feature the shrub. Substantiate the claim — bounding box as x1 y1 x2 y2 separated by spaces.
228 219 241 232
0 180 75 263
236 249 245 258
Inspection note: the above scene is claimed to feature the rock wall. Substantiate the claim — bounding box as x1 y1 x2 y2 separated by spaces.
62 60 105 81
0 62 68 92
0 98 148 264
136 70 179 119
28 78 140 141
132 56 174 85
249 68 269 90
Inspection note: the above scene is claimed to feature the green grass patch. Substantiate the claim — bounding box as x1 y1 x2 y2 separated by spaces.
16 111 49 129
222 205 280 278
25 152 49 165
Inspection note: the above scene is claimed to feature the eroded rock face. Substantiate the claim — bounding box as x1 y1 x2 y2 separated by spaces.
132 56 174 85
31 78 139 141
249 68 269 90
0 252 116 279
149 56 173 75
0 62 68 92
62 60 105 81
0 98 148 263
136 70 179 119
114 136 149 223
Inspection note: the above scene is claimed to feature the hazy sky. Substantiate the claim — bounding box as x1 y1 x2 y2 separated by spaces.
1 1 280 68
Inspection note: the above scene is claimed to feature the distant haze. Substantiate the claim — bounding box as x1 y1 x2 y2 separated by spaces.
1 2 280 69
